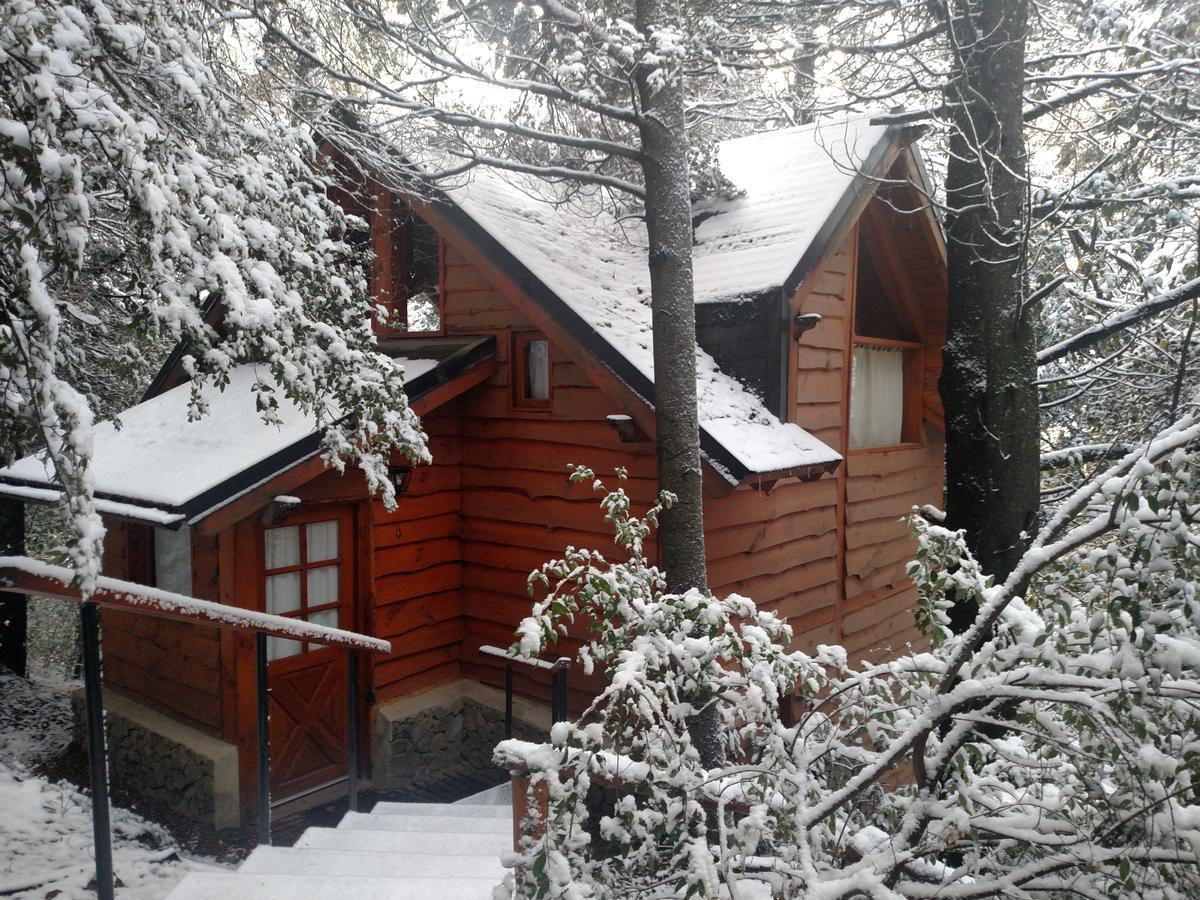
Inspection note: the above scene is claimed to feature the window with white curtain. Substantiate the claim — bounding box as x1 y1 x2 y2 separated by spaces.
849 345 906 449
263 517 342 661
514 332 552 406
525 339 550 400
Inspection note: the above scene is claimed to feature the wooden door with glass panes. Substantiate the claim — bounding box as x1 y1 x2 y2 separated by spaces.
261 506 354 800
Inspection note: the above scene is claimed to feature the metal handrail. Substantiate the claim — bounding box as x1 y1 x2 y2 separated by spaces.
0 557 389 652
0 556 392 900
479 644 571 737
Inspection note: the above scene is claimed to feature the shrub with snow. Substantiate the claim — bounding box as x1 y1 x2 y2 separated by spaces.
500 441 1200 898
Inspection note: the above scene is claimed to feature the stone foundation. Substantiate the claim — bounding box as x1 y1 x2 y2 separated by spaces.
74 688 240 829
374 680 548 791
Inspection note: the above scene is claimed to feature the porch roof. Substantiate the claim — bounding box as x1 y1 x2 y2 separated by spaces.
0 336 494 528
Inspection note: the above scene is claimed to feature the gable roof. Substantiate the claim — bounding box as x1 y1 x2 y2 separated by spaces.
423 115 903 482
0 117 928 524
0 337 495 527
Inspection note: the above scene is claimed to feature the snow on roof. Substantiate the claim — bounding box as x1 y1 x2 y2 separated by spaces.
692 117 890 303
438 117 889 476
0 359 438 519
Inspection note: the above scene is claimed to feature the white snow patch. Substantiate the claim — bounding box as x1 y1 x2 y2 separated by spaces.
0 762 217 899
0 359 438 512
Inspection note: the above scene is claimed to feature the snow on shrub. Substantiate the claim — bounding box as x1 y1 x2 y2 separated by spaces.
498 437 1200 898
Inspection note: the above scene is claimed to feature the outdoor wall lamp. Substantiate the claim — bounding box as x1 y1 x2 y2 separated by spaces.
389 466 412 494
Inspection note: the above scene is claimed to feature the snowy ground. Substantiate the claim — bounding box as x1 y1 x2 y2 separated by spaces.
0 671 224 899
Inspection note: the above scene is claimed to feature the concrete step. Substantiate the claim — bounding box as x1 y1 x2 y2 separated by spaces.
456 782 513 806
295 825 513 856
337 810 511 834
240 846 506 879
167 872 499 900
370 801 511 818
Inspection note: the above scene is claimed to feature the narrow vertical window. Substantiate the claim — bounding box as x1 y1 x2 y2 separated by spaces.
153 526 192 596
513 332 552 408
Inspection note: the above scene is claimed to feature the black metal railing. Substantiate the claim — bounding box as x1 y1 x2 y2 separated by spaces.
0 557 390 900
479 644 571 739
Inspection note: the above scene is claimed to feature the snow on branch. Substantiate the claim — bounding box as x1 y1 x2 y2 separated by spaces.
1038 275 1200 365
499 420 1200 896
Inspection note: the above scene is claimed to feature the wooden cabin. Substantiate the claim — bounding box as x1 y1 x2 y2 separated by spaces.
0 117 947 828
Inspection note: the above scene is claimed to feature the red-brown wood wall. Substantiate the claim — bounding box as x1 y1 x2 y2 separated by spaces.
95 178 947 744
98 521 224 736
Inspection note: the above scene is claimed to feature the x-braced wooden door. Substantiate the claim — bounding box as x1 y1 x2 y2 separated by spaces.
259 505 355 801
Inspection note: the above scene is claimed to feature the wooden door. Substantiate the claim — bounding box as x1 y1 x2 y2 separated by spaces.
260 506 355 801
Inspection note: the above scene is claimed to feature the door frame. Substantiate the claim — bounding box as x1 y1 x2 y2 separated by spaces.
230 499 372 816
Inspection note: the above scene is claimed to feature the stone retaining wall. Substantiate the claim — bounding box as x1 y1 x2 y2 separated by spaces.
375 681 548 790
74 688 240 829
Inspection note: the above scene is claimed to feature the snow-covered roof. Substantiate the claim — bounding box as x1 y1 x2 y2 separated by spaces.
0 339 493 525
693 118 891 302
432 117 894 479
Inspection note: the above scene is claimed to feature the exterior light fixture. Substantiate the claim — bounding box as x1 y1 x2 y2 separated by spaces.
793 312 822 338
389 467 412 494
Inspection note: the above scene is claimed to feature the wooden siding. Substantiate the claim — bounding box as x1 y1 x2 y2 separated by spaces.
789 202 947 663
99 520 224 736
705 479 841 655
368 409 465 702
442 244 657 710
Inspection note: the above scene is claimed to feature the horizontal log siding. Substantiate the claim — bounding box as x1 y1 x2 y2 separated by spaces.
367 410 465 702
842 441 942 659
441 246 653 711
705 479 840 655
98 519 224 735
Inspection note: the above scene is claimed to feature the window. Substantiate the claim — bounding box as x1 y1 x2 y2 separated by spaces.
513 332 551 408
369 196 442 335
153 526 191 595
398 212 442 333
848 233 923 450
263 518 343 661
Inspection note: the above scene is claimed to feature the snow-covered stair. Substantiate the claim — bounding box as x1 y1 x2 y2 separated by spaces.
167 792 512 899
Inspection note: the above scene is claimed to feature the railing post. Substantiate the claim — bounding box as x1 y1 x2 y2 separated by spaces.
551 664 568 724
80 601 115 900
505 662 514 740
255 632 271 845
347 649 359 813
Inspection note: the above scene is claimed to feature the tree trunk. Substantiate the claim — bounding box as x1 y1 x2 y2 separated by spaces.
635 0 720 770
634 0 708 599
940 0 1039 626
0 498 26 676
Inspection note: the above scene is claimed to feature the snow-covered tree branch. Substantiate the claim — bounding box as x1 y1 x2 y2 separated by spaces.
0 0 429 591
501 422 1200 896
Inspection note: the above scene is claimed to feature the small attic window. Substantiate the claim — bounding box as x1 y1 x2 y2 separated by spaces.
153 526 191 596
512 332 551 408
400 213 442 333
365 193 443 335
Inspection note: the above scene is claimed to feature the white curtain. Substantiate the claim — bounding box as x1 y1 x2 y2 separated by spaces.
153 526 192 595
265 525 299 569
306 520 339 562
527 339 550 399
850 346 905 449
